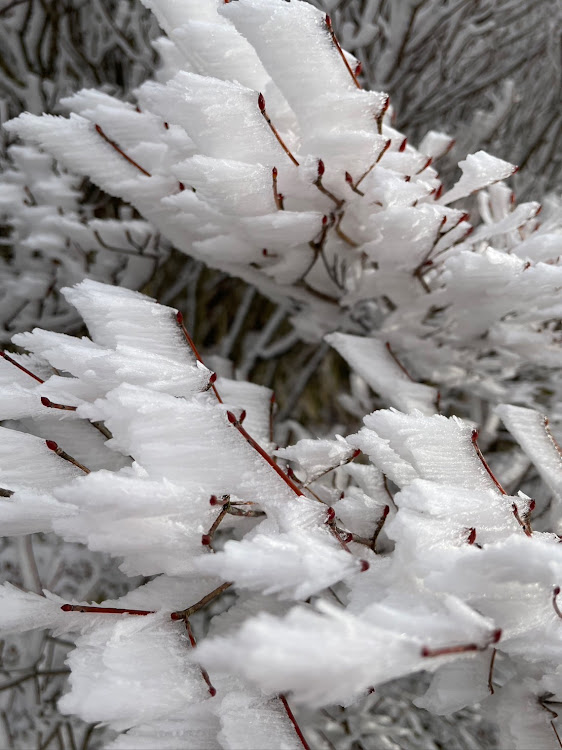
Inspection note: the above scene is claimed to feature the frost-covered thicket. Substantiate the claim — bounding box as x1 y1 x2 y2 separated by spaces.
7 0 562 419
0 1 561 749
0 279 561 750
315 0 562 197
0 143 168 339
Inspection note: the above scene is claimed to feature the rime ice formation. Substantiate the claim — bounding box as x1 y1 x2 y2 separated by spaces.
5 0 561 418
0 280 559 748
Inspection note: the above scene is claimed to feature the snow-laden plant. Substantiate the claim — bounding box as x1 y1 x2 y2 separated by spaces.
0 143 169 340
0 279 561 749
5 0 561 423
313 0 562 197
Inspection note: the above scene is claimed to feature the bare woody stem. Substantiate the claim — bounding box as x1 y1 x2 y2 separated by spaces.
325 15 361 89
226 411 304 497
175 311 223 403
314 160 344 208
0 488 14 497
0 351 44 383
258 94 299 167
272 168 284 210
279 694 311 750
471 430 506 495
354 139 391 190
421 628 501 658
61 604 154 615
488 648 497 695
95 124 151 177
385 341 414 381
46 440 90 474
170 581 233 621
184 619 217 697
371 505 390 553
201 504 230 548
41 397 77 412
545 417 562 458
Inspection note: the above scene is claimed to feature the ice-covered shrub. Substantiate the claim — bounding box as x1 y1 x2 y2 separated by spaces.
6 0 561 420
0 279 561 749
313 0 562 198
0 143 168 339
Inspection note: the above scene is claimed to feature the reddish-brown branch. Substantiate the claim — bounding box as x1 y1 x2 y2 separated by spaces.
272 167 284 210
175 312 223 403
0 351 44 383
95 124 151 177
61 604 154 615
280 695 311 750
371 505 390 553
385 341 414 381
201 504 230 549
46 440 90 474
325 16 361 89
488 648 497 694
545 417 562 458
512 501 533 536
314 160 344 208
184 619 217 697
40 397 77 412
226 411 304 497
258 94 299 167
421 628 501 658
471 430 506 494
355 139 391 190
170 581 233 621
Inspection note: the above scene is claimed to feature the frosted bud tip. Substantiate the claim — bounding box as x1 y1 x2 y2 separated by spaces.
317 159 325 177
60 604 73 612
209 495 219 506
345 172 353 184
226 411 237 425
554 586 561 596
209 372 217 384
359 560 370 572
326 507 336 523
491 629 502 644
258 93 266 112
399 138 407 152
272 166 278 177
239 410 246 424
41 396 51 407
209 687 217 697
201 534 212 546
46 440 58 452
176 311 184 324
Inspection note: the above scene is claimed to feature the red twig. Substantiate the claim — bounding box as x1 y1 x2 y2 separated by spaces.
421 628 501 658
471 430 506 494
325 15 361 89
40 397 77 412
175 312 223 403
280 694 311 750
95 124 151 177
0 351 44 383
61 604 153 615
46 440 90 474
226 411 304 497
258 94 299 167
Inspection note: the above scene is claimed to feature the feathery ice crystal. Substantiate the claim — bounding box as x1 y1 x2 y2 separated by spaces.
5 0 562 421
